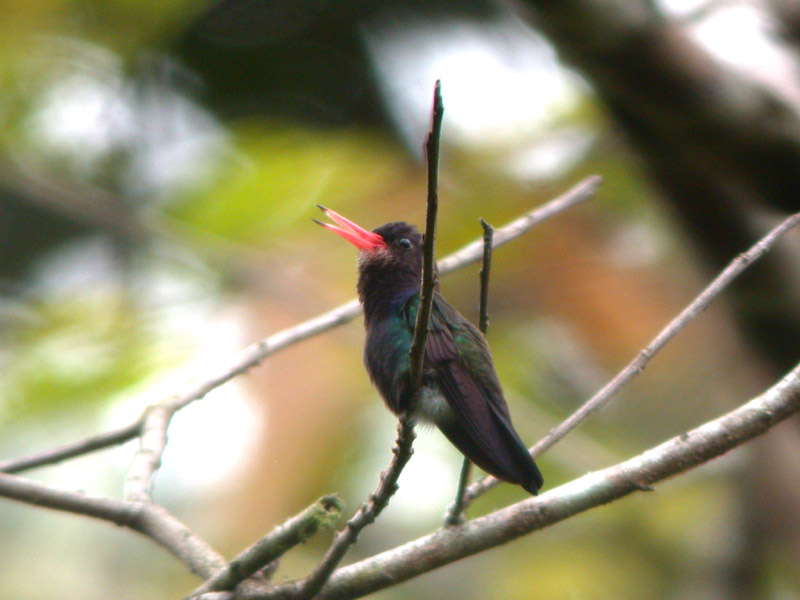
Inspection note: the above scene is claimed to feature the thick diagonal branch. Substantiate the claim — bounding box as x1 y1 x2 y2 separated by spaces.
256 361 800 600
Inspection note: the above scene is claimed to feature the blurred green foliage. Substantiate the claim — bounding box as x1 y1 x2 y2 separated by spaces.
3 294 156 417
170 121 407 244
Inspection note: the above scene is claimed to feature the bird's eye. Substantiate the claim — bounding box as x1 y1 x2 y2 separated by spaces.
397 238 412 249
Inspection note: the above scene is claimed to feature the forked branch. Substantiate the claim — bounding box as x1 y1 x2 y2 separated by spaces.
462 211 800 506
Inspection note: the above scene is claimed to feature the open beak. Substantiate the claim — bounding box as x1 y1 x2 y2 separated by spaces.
315 205 386 251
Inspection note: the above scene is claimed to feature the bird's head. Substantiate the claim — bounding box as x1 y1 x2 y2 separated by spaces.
315 205 425 308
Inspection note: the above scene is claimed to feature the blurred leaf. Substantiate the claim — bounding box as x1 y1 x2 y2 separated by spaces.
168 121 407 245
1 292 181 419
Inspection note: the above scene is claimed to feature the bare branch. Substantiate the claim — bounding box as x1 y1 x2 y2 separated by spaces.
0 472 225 578
444 218 493 525
463 211 800 505
437 175 601 275
190 496 342 597
0 421 140 473
256 361 800 600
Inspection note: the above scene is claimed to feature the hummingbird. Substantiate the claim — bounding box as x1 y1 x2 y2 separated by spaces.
316 206 543 495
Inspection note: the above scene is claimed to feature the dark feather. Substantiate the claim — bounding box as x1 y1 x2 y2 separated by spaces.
420 296 543 493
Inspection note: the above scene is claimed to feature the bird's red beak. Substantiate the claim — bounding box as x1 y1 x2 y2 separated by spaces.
315 205 386 251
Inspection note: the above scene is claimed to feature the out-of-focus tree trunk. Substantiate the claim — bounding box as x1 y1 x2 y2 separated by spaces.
513 3 800 598
517 0 800 377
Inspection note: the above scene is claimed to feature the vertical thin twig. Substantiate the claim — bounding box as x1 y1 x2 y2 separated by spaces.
445 458 474 526
293 419 415 600
477 218 494 334
444 219 493 525
408 79 444 394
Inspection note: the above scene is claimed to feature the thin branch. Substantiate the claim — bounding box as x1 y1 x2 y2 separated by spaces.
444 218 494 525
477 217 494 335
0 176 599 479
408 79 444 393
292 417 416 600
462 210 800 505
0 471 141 524
437 175 601 275
256 361 800 600
0 421 140 473
0 472 225 579
190 496 342 597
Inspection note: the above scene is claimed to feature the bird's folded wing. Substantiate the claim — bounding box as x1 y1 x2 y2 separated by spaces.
422 297 539 485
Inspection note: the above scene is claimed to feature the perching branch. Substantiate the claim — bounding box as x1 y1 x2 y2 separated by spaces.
462 210 800 506
256 360 800 600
